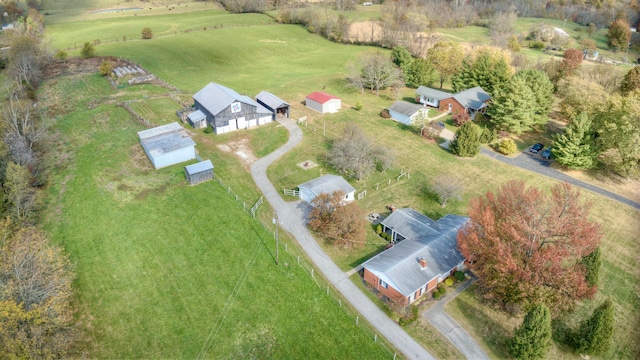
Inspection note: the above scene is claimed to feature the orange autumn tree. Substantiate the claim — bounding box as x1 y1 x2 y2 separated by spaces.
457 181 601 314
308 190 366 248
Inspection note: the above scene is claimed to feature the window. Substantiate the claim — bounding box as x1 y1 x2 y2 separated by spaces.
379 279 388 289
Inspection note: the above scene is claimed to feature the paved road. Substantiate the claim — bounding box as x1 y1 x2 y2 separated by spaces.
423 279 489 360
480 147 640 211
250 118 437 360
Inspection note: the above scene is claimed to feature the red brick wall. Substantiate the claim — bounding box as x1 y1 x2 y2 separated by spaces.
363 269 408 305
439 97 465 115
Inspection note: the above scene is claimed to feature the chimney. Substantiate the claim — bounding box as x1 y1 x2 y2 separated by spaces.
418 257 427 269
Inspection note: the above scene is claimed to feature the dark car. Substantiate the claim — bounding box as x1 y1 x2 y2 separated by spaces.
530 143 544 153
542 147 552 159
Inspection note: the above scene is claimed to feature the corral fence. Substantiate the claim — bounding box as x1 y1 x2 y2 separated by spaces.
283 188 299 197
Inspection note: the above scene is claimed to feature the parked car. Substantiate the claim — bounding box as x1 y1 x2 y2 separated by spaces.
542 147 552 159
436 121 445 129
530 143 544 153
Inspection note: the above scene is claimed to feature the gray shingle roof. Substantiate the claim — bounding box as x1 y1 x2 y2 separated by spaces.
138 122 196 157
185 159 213 175
416 86 452 100
363 211 468 297
453 86 491 110
388 101 425 117
381 208 439 240
298 174 355 196
256 91 289 109
193 82 262 116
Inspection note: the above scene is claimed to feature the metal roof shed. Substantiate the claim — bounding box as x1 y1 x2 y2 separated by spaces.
305 92 341 114
185 160 214 185
138 122 196 169
298 174 355 204
187 110 207 129
256 91 290 118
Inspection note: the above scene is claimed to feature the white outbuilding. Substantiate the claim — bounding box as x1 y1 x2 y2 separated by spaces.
305 91 341 114
298 174 355 204
138 122 196 169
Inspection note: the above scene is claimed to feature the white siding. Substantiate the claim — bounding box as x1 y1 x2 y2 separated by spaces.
389 110 411 125
151 145 196 169
305 98 324 113
324 98 341 113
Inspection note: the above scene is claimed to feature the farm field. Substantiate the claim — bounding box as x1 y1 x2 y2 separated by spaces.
39 73 392 358
39 6 640 359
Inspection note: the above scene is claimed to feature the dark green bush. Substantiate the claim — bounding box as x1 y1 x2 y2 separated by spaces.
454 271 465 282
433 292 441 299
204 126 213 134
529 41 545 49
437 285 446 295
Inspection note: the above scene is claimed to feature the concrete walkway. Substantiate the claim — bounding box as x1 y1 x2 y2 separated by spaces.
423 279 489 360
480 147 640 210
250 118 436 360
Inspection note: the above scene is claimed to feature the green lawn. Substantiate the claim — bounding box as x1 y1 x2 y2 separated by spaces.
39 73 392 359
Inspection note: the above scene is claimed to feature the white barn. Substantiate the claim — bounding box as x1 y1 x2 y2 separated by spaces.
305 92 341 114
298 174 355 204
138 122 196 169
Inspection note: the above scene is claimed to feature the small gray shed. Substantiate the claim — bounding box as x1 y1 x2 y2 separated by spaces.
187 110 207 129
256 91 290 119
138 122 196 169
185 160 214 185
298 174 355 204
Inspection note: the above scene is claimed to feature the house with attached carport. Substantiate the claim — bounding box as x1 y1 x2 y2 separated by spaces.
298 174 355 204
305 92 341 114
416 86 491 117
362 208 468 305
193 82 273 134
138 122 196 169
415 86 452 109
387 101 428 125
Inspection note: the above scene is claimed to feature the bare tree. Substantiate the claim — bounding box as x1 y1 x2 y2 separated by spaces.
431 174 463 207
1 93 48 166
346 64 365 94
7 35 43 90
359 51 402 95
4 162 37 223
327 124 394 180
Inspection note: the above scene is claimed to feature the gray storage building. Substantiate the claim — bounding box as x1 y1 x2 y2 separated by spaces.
185 160 214 185
187 110 207 129
298 174 355 204
138 122 196 169
256 91 290 119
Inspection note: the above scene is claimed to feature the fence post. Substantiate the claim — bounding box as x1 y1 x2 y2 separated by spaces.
374 333 377 342
285 244 288 252
356 316 359 325
311 269 314 278
228 186 230 193
326 286 329 295
297 256 300 264
339 299 341 307
393 353 397 359
235 194 238 201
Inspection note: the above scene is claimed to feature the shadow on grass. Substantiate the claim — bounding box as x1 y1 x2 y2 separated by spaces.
347 244 387 269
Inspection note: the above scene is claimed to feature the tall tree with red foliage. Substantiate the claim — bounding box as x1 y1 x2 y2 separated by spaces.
560 48 583 78
308 190 366 248
457 180 601 314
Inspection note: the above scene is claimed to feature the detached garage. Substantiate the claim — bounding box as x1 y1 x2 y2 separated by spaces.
138 122 196 169
387 101 428 125
298 174 355 204
305 92 341 114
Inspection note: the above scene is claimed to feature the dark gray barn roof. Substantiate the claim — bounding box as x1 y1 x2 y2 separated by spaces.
453 86 491 110
256 91 289 110
416 86 452 99
363 211 468 297
185 159 213 175
138 122 195 157
388 101 425 117
193 82 263 116
298 174 355 196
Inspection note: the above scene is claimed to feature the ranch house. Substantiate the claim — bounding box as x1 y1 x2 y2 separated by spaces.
387 101 428 125
305 92 342 114
416 86 491 117
362 209 468 305
298 174 355 204
193 82 273 134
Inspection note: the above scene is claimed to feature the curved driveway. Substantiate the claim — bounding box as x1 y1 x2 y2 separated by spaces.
250 118 436 360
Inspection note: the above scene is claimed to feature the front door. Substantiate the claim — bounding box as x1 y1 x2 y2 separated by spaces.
448 103 453 111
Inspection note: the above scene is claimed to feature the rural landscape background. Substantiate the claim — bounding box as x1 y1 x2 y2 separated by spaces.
0 0 639 358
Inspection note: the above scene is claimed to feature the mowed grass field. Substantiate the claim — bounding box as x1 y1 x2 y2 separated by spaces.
43 7 640 359
39 73 391 358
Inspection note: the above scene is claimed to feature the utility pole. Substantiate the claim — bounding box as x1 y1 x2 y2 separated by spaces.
272 211 279 265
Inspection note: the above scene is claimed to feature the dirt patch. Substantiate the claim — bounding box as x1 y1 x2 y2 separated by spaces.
216 136 257 164
129 144 154 171
348 21 448 57
297 160 319 170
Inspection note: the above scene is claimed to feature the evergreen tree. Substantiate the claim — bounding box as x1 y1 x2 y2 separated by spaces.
451 47 513 95
508 303 552 360
552 113 599 169
450 122 481 157
487 77 538 134
405 58 436 88
513 69 554 123
391 46 413 70
620 66 640 94
581 247 601 287
575 299 615 356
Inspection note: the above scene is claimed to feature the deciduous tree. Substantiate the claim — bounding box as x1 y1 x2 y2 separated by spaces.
558 77 609 119
1 94 47 167
141 27 153 40
487 76 538 134
308 191 366 247
574 299 615 356
358 51 402 95
508 303 552 360
431 174 463 207
620 66 640 94
426 41 463 89
457 181 601 314
552 113 599 169
605 19 631 52
7 35 42 90
4 162 37 223
450 121 481 157
560 49 584 77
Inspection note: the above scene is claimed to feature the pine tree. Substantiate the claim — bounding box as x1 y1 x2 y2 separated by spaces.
552 113 599 169
487 77 538 134
450 122 481 157
513 69 554 123
405 58 436 88
509 303 552 360
451 47 513 95
575 299 615 356
581 247 601 287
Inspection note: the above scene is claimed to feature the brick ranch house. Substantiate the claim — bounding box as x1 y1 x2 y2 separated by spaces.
415 86 491 117
362 208 468 305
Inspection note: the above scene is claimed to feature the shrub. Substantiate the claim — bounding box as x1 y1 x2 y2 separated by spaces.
354 102 363 111
444 277 455 286
204 126 213 134
452 112 471 126
479 127 497 144
142 27 153 40
80 42 95 59
437 284 446 295
384 232 391 241
54 50 68 63
380 109 391 118
454 271 465 282
450 122 481 157
497 138 518 155
99 61 113 76
508 35 521 52
529 41 545 49
375 224 382 235
433 292 441 299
